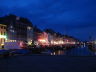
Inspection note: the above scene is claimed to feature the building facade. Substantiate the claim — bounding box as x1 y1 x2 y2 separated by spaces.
0 14 33 43
0 24 7 47
27 26 33 45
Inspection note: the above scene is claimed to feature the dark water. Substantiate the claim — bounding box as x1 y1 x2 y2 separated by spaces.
48 46 96 56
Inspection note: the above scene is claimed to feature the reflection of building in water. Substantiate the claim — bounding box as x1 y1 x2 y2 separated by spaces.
51 50 65 55
0 24 7 47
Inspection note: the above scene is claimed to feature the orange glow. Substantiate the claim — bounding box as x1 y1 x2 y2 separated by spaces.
38 39 46 43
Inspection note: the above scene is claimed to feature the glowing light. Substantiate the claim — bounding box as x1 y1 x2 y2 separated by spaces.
27 26 32 30
0 35 7 39
51 41 54 44
53 41 59 45
70 42 76 44
58 41 64 44
28 41 32 45
1 44 4 46
38 39 46 43
94 41 96 44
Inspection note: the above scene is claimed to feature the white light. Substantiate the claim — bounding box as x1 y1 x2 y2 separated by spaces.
38 39 46 43
27 27 31 30
0 35 7 38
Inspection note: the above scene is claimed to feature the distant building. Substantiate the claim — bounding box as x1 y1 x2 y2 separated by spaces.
0 24 7 47
33 26 42 44
37 32 49 45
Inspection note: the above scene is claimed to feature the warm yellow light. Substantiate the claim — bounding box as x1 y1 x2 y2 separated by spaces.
53 41 59 45
1 44 4 46
58 41 64 44
28 42 32 45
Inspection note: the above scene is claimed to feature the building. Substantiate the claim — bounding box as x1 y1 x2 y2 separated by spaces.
0 14 33 44
27 26 33 45
32 26 42 45
37 32 49 45
0 24 7 47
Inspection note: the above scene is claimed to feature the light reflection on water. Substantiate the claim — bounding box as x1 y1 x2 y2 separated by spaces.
51 50 65 55
49 46 96 56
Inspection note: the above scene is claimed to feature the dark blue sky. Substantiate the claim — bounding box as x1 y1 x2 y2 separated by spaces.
0 0 96 41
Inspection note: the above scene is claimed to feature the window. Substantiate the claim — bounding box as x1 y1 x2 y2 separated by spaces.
1 38 2 43
4 32 6 35
1 26 3 29
4 26 6 29
1 31 2 35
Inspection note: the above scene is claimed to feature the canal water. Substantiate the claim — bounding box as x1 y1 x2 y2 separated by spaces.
47 46 96 56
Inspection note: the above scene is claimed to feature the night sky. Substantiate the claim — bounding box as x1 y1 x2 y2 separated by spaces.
0 0 96 41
